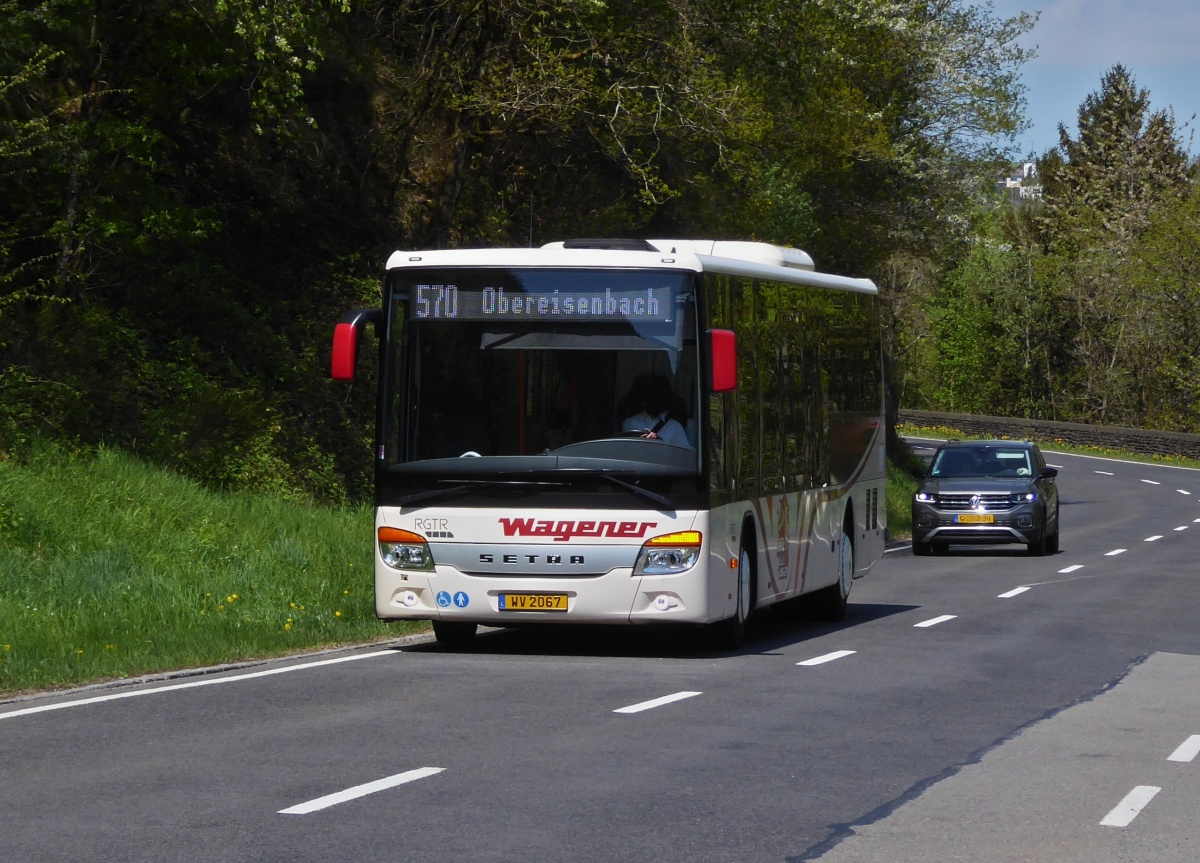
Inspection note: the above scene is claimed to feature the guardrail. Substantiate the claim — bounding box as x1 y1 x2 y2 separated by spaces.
898 409 1200 460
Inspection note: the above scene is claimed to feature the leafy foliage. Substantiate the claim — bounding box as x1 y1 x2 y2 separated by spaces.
2 0 1039 494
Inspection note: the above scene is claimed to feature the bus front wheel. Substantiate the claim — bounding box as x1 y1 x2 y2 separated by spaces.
709 543 754 650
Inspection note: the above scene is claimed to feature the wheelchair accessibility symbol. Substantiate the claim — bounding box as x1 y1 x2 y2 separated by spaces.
435 591 452 608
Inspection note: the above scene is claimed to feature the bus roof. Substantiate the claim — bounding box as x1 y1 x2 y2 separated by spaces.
384 239 877 296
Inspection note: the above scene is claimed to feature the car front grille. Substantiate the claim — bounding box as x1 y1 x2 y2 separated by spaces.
934 492 1014 511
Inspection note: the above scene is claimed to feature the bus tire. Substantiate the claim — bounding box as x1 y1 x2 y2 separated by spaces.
432 620 477 647
812 518 854 622
709 538 754 650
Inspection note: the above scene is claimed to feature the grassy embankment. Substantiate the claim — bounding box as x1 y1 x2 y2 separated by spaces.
0 442 415 698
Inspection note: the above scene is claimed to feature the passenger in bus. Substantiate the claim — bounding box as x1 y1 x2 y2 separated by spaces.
620 375 692 448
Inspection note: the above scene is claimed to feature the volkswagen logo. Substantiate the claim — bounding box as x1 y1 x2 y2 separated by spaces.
969 494 982 509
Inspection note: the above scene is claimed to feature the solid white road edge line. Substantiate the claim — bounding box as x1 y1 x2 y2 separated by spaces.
613 691 702 714
278 767 445 815
998 587 1030 598
1167 735 1200 763
1100 786 1161 827
797 650 856 667
0 650 398 721
914 615 957 628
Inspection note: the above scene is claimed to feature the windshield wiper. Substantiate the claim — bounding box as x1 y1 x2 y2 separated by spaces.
396 477 568 507
509 468 674 509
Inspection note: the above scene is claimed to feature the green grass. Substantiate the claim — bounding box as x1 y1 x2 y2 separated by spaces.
0 442 419 697
886 458 920 540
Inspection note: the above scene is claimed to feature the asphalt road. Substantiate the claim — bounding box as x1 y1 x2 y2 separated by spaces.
3 445 1200 862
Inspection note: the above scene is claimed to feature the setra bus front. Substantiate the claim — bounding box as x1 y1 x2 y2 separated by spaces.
332 243 738 646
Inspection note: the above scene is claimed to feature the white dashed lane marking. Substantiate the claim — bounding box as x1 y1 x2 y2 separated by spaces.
613 691 702 714
279 767 445 815
1141 479 1162 485
1058 564 1085 574
998 587 1030 598
1176 526 1189 532
914 615 957 628
1167 735 1200 763
1178 489 1192 495
1145 535 1164 542
1105 549 1127 556
1100 786 1161 827
797 650 856 667
1095 470 1114 475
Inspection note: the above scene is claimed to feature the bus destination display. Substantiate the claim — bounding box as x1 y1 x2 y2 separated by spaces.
410 283 674 323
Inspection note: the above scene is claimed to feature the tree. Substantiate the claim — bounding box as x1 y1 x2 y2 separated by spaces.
1037 65 1192 425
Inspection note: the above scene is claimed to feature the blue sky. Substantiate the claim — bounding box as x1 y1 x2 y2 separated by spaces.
985 0 1200 159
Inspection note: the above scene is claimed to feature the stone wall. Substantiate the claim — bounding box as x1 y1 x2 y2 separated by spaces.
897 409 1200 460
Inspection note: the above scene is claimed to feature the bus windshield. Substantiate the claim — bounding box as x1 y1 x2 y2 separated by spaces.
385 268 701 474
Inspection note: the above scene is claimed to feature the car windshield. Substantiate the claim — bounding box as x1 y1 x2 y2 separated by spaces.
930 447 1032 478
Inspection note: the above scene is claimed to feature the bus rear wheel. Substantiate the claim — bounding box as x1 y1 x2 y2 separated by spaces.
432 620 477 648
811 523 853 622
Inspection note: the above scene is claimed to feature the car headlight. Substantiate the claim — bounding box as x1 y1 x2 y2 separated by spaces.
1009 492 1037 503
634 531 702 575
915 492 936 503
378 526 435 570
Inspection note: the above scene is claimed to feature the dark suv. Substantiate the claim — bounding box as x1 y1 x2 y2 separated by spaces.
911 440 1059 556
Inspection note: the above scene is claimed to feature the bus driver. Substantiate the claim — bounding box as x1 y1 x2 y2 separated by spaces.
620 376 692 448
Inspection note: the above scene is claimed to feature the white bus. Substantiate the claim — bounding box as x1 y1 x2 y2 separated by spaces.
332 239 886 647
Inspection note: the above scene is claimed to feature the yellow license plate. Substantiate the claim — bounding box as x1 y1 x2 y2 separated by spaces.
498 593 568 612
956 514 995 524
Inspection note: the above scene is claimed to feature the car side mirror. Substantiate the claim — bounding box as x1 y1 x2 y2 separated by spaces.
1040 467 1058 479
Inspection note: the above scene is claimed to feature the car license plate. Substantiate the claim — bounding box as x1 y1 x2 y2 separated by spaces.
956 514 994 524
498 593 568 611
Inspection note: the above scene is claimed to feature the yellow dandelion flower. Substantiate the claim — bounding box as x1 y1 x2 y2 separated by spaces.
289 602 296 609
284 623 292 631
2 645 9 651
335 611 342 618
231 594 239 600
76 649 84 655
218 605 225 611
343 590 350 595
105 644 115 650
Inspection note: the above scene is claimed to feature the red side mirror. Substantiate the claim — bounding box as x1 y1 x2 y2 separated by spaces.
331 308 382 381
708 329 737 393
331 322 359 380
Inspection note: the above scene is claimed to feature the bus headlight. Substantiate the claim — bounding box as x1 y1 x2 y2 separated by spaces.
634 531 702 575
378 527 435 571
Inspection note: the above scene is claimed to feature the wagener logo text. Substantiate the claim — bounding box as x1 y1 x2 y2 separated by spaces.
499 518 658 542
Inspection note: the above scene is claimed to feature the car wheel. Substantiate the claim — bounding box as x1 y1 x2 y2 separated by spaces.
432 620 477 647
1046 507 1060 554
932 541 949 555
1026 525 1047 556
912 540 932 556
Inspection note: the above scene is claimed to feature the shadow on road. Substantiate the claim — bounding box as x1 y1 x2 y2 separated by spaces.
399 600 920 660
